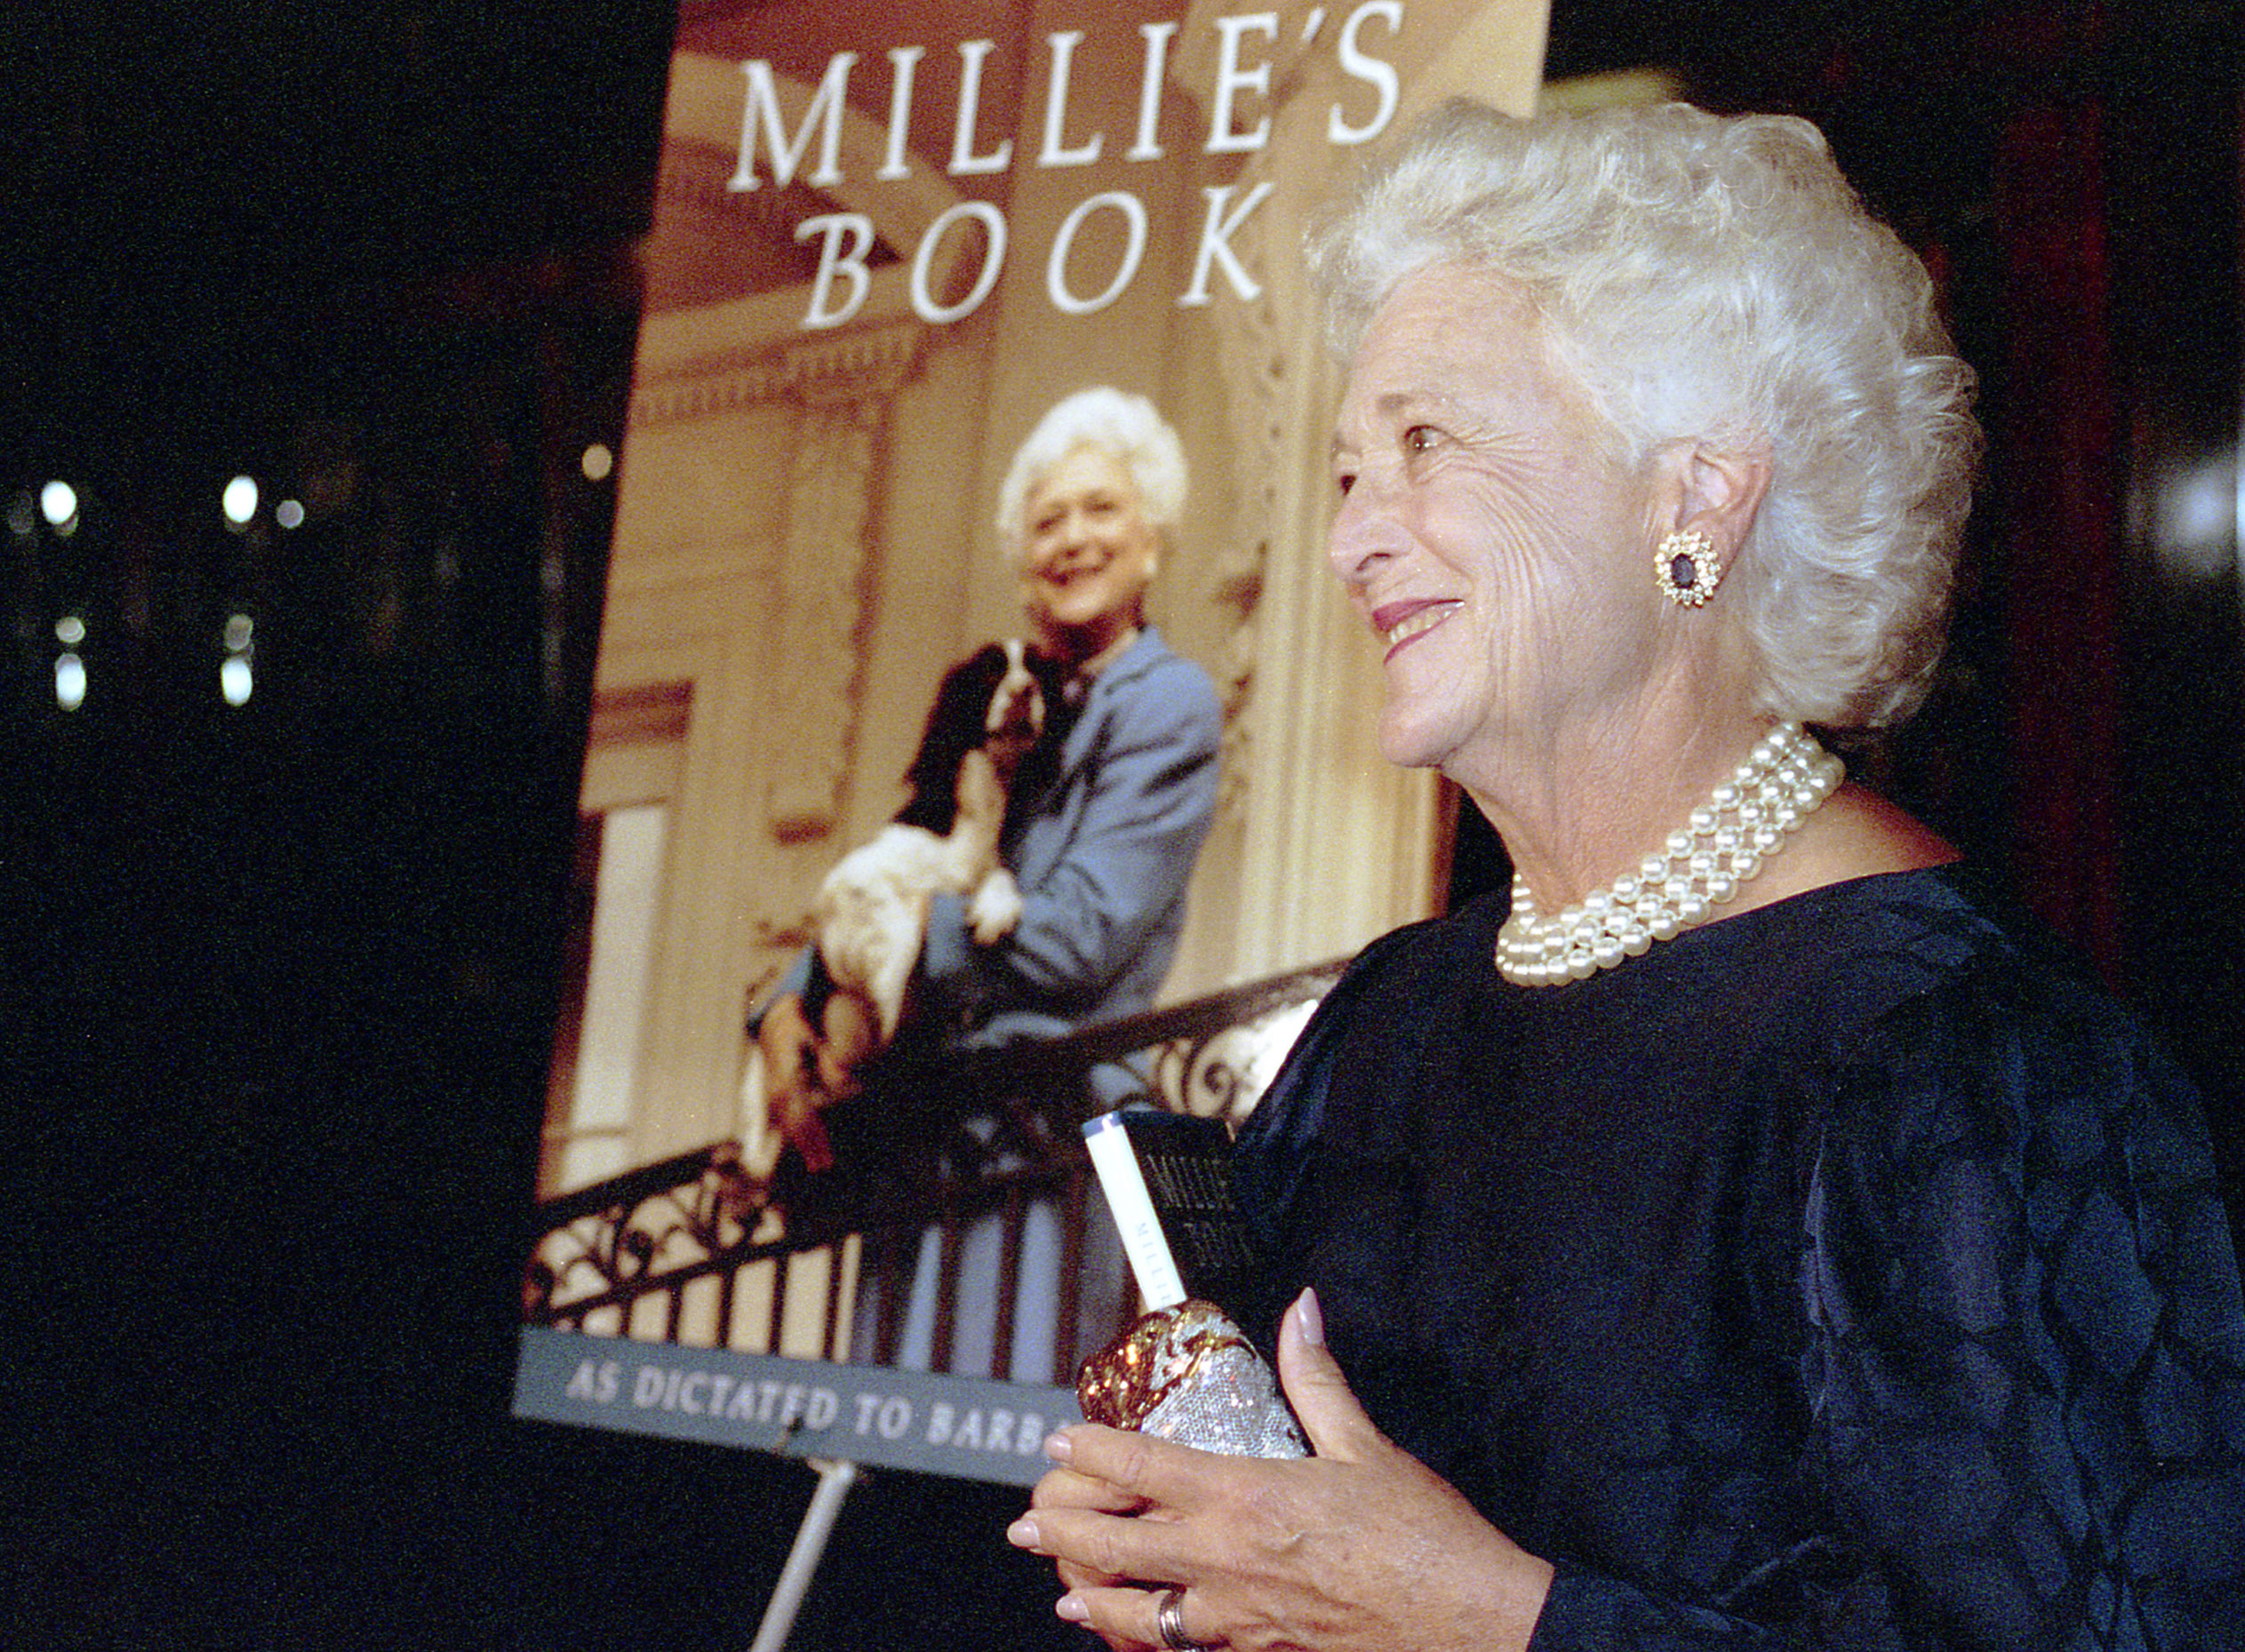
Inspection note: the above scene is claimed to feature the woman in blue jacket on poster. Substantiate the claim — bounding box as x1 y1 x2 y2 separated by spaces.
756 386 1223 1380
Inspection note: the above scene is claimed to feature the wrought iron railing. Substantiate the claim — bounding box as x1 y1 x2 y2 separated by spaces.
522 959 1345 1387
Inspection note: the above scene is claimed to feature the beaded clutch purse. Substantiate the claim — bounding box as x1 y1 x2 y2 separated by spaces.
1076 1299 1307 1457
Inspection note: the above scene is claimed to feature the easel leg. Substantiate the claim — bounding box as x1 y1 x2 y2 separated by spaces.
749 1458 860 1652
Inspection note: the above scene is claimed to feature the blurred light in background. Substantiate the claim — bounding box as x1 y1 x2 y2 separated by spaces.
221 612 255 706
276 498 305 530
223 475 259 526
55 651 86 711
580 443 614 482
41 480 79 531
2153 450 2241 584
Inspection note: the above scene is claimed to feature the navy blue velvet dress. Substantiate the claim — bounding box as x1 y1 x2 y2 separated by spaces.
1231 866 2245 1649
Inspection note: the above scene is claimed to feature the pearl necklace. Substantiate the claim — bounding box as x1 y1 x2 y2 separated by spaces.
1496 722 1845 987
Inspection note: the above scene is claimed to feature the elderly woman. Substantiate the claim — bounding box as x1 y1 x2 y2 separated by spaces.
761 386 1222 1378
930 385 1222 1051
1009 102 2245 1648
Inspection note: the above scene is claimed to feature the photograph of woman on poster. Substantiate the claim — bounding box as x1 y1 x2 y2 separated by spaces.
750 385 1224 1380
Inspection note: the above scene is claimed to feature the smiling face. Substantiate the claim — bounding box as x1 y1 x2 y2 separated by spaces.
1017 443 1162 664
1328 263 1671 790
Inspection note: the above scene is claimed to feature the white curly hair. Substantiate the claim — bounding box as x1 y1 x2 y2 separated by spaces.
994 386 1189 558
1306 99 1980 728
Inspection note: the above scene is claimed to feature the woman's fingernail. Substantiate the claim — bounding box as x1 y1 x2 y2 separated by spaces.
1006 1516 1041 1549
1294 1288 1325 1346
1043 1430 1075 1463
1057 1593 1090 1623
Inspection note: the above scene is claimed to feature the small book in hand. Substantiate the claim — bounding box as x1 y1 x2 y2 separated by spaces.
1081 1108 1259 1317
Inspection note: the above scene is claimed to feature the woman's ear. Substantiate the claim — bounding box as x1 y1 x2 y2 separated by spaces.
1673 440 1773 551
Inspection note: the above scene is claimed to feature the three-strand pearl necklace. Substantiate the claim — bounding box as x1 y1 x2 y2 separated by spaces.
1496 722 1845 987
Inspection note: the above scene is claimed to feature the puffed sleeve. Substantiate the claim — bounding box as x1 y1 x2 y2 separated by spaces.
1530 965 2245 1650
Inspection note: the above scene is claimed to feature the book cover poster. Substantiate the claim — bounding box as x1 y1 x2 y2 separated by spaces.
518 0 1546 1465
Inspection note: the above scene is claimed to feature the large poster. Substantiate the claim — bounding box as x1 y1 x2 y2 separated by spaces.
516 0 1547 1477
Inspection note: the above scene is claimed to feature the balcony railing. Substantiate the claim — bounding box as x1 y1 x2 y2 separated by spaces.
522 959 1344 1388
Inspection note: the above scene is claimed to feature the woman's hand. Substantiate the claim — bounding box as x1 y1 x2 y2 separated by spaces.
1007 1291 1553 1652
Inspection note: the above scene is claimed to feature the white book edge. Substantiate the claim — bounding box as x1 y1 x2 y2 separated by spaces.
1083 1111 1186 1311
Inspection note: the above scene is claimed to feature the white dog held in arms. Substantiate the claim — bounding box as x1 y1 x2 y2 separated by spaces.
740 638 1061 1190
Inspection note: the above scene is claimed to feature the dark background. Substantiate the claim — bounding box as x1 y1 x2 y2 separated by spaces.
2 4 2237 1648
